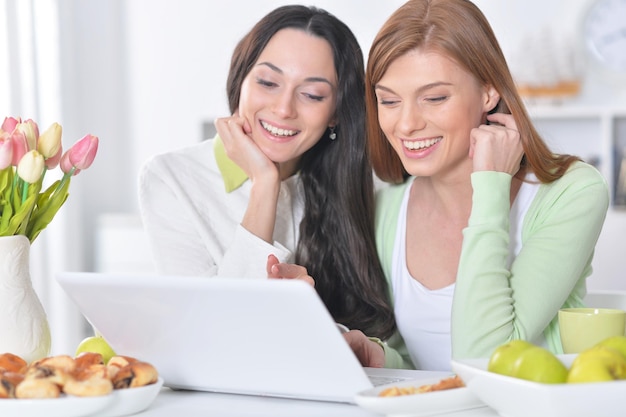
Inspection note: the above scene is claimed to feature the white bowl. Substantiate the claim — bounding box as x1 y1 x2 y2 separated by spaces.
354 375 485 416
451 354 626 417
0 377 163 417
93 377 164 417
0 394 113 417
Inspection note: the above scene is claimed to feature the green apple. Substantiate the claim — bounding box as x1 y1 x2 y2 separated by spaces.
75 335 117 364
595 335 626 359
488 339 534 376
510 345 568 383
567 345 626 383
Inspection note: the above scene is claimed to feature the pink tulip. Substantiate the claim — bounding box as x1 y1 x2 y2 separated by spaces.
60 150 80 175
45 145 63 169
67 134 98 170
10 130 28 167
1 116 21 133
0 137 14 170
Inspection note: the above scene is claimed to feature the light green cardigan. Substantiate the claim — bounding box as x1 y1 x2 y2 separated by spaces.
375 162 609 369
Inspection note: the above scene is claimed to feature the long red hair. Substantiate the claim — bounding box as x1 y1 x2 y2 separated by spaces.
366 0 580 184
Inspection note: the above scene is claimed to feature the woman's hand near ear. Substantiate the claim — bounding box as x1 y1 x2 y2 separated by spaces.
469 113 524 176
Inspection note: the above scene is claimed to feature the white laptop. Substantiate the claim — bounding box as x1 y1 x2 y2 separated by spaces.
56 272 448 403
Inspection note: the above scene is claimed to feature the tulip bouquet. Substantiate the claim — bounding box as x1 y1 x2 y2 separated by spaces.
0 116 99 243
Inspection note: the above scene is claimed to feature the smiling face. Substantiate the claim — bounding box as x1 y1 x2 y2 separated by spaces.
238 28 337 167
375 48 495 180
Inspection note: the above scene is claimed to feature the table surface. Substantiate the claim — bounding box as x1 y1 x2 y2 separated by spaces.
133 387 500 417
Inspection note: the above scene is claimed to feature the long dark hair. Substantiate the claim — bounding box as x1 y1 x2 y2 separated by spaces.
227 5 396 339
366 0 580 184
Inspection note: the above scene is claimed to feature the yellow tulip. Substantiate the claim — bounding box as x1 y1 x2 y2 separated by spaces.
37 122 62 158
17 119 39 150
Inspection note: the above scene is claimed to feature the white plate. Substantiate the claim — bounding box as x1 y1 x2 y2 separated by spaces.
452 355 626 417
93 377 164 417
0 377 163 417
354 375 486 416
0 394 113 417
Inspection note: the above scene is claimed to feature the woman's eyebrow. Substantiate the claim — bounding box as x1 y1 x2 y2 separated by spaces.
375 81 452 94
256 61 334 86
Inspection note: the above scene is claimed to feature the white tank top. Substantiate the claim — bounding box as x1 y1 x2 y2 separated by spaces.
391 174 540 371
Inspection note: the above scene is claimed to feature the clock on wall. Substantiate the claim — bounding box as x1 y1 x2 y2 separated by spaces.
581 0 626 75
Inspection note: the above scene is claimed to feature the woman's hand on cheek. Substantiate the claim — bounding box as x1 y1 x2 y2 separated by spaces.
266 254 315 287
343 330 385 368
214 114 278 182
469 112 524 175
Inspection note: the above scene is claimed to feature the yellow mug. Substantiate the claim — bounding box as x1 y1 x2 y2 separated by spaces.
559 308 626 354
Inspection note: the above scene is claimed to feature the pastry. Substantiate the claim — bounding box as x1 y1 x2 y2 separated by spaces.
379 375 465 397
0 352 27 374
0 371 25 398
15 378 61 399
112 361 159 389
74 352 105 369
64 375 113 397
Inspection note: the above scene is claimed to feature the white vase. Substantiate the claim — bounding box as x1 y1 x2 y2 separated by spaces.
0 235 51 364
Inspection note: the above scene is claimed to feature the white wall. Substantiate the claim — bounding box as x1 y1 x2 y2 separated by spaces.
473 0 626 106
55 1 626 288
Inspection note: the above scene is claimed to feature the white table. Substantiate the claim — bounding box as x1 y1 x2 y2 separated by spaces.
133 387 500 416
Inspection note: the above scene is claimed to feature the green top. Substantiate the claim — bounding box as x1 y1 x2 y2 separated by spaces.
375 161 609 369
213 135 248 192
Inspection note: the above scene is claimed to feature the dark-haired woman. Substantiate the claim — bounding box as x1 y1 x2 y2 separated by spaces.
139 5 396 342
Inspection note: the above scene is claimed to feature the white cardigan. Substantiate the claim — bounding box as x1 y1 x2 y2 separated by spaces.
138 136 304 278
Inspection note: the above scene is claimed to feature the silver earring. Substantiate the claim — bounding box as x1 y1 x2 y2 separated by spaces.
329 126 337 140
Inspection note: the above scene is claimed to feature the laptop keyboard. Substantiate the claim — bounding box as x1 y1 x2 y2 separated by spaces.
368 375 409 387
